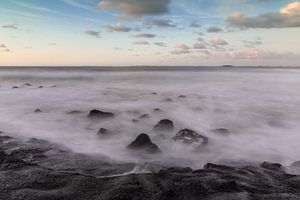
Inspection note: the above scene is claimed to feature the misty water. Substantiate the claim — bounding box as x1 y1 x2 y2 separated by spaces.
0 67 299 168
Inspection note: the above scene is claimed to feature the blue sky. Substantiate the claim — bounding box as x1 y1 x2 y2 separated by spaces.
0 0 299 66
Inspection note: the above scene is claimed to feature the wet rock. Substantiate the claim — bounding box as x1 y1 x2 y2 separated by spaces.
88 109 114 119
97 128 111 135
34 109 42 113
67 110 84 114
211 128 230 135
164 98 173 102
261 161 283 171
127 133 161 153
132 119 139 123
173 129 208 145
24 83 32 86
153 108 161 112
138 114 150 119
153 119 174 132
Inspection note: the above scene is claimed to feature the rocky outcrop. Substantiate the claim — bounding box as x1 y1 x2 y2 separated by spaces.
88 109 114 119
127 133 161 153
173 129 208 145
153 119 174 132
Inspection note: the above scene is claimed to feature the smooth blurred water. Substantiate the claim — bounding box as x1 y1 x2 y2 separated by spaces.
0 67 300 168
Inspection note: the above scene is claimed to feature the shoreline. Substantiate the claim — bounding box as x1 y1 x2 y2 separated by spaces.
1 132 300 199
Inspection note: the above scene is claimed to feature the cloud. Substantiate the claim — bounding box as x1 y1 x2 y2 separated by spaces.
176 43 190 50
97 0 170 19
154 42 167 47
85 30 101 38
190 21 201 28
228 48 295 60
193 42 206 49
207 26 223 32
144 19 176 28
134 33 156 38
133 40 149 45
170 50 190 55
11 0 57 13
62 0 94 10
107 24 131 32
0 44 10 52
211 38 228 45
2 24 18 29
227 2 300 28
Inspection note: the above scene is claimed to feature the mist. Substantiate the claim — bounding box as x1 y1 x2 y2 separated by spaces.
0 67 300 168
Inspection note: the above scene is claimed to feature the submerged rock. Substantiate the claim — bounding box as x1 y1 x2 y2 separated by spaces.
164 98 173 102
34 109 42 113
67 110 84 115
153 119 174 132
211 128 230 135
24 83 32 86
127 133 161 153
132 119 139 123
88 109 114 119
138 114 150 119
153 108 161 112
173 129 208 145
97 128 111 136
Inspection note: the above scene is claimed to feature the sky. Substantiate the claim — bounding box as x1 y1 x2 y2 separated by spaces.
0 0 300 66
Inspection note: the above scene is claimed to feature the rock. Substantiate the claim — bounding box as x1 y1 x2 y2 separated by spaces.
151 92 158 95
261 161 282 171
12 86 19 89
173 129 208 145
153 119 174 132
24 83 32 86
138 114 150 119
38 85 43 88
178 95 186 98
34 109 42 113
88 109 114 119
164 98 173 102
153 108 161 112
211 128 230 135
127 133 161 153
97 128 111 135
67 110 84 114
132 119 139 123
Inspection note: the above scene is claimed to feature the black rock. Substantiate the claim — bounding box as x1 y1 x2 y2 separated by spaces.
138 114 150 119
212 128 230 135
178 95 186 98
97 128 111 135
261 161 282 171
164 98 173 102
153 108 161 112
12 86 19 89
132 119 139 123
153 119 174 132
24 83 32 86
173 129 208 145
152 92 158 95
67 110 84 114
88 109 114 119
34 109 42 113
127 133 161 153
